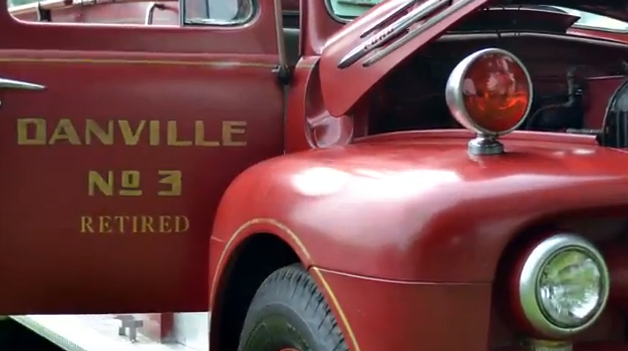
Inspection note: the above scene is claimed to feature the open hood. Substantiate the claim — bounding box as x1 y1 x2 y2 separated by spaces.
319 0 628 117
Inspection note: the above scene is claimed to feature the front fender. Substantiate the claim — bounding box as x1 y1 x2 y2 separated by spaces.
210 131 628 285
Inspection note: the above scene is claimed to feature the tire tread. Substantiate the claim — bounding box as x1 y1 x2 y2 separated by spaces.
239 264 350 351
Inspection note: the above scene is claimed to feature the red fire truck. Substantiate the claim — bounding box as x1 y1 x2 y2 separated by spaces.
2 0 628 350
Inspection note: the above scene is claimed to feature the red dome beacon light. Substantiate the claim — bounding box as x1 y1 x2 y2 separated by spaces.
445 48 534 156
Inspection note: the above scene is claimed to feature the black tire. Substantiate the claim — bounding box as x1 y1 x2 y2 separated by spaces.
238 264 350 351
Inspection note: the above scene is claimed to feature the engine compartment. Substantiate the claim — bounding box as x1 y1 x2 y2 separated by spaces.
368 32 628 137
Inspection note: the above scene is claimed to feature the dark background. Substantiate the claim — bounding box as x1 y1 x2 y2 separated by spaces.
0 319 64 351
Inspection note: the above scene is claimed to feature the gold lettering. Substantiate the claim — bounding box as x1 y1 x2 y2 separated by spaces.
222 121 247 146
149 120 160 146
167 121 192 146
158 170 182 196
85 120 114 145
80 216 94 233
80 215 190 233
113 216 129 233
88 170 145 196
159 216 173 233
17 119 248 147
17 118 46 145
175 216 190 232
118 120 145 146
131 216 139 233
194 121 219 147
141 216 155 233
49 119 81 145
119 170 142 196
88 171 114 196
99 216 113 233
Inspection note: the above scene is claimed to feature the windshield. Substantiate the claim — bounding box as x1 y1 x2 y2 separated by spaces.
328 0 628 31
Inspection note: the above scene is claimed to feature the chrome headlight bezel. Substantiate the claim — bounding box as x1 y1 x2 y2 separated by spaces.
518 234 610 338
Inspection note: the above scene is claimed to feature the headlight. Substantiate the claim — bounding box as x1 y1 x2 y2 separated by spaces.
518 234 610 338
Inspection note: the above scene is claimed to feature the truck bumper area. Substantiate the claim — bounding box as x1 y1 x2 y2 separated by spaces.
10 313 208 351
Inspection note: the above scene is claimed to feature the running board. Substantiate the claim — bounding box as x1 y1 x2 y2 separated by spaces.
10 313 209 351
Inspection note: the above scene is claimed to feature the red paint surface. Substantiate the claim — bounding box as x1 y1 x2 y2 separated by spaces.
215 131 628 282
570 27 628 44
603 243 628 315
212 129 628 349
212 130 628 282
0 0 284 314
3 0 628 350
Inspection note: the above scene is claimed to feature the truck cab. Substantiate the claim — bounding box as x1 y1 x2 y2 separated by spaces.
3 0 628 351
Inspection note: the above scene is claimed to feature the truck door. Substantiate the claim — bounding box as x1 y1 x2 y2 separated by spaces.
0 0 284 315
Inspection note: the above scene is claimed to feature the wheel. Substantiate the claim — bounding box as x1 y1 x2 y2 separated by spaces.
238 264 350 351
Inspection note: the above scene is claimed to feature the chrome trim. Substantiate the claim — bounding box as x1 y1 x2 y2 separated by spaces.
362 0 474 67
0 77 45 90
273 0 288 70
444 48 532 155
467 136 503 155
338 0 446 68
0 77 45 107
518 234 610 338
183 0 257 26
144 2 165 25
525 339 573 351
359 0 422 39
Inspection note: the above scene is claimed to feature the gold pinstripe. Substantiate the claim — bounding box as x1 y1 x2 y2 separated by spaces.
212 217 362 351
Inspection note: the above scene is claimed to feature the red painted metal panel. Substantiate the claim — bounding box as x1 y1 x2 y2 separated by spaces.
0 0 284 315
319 0 488 117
